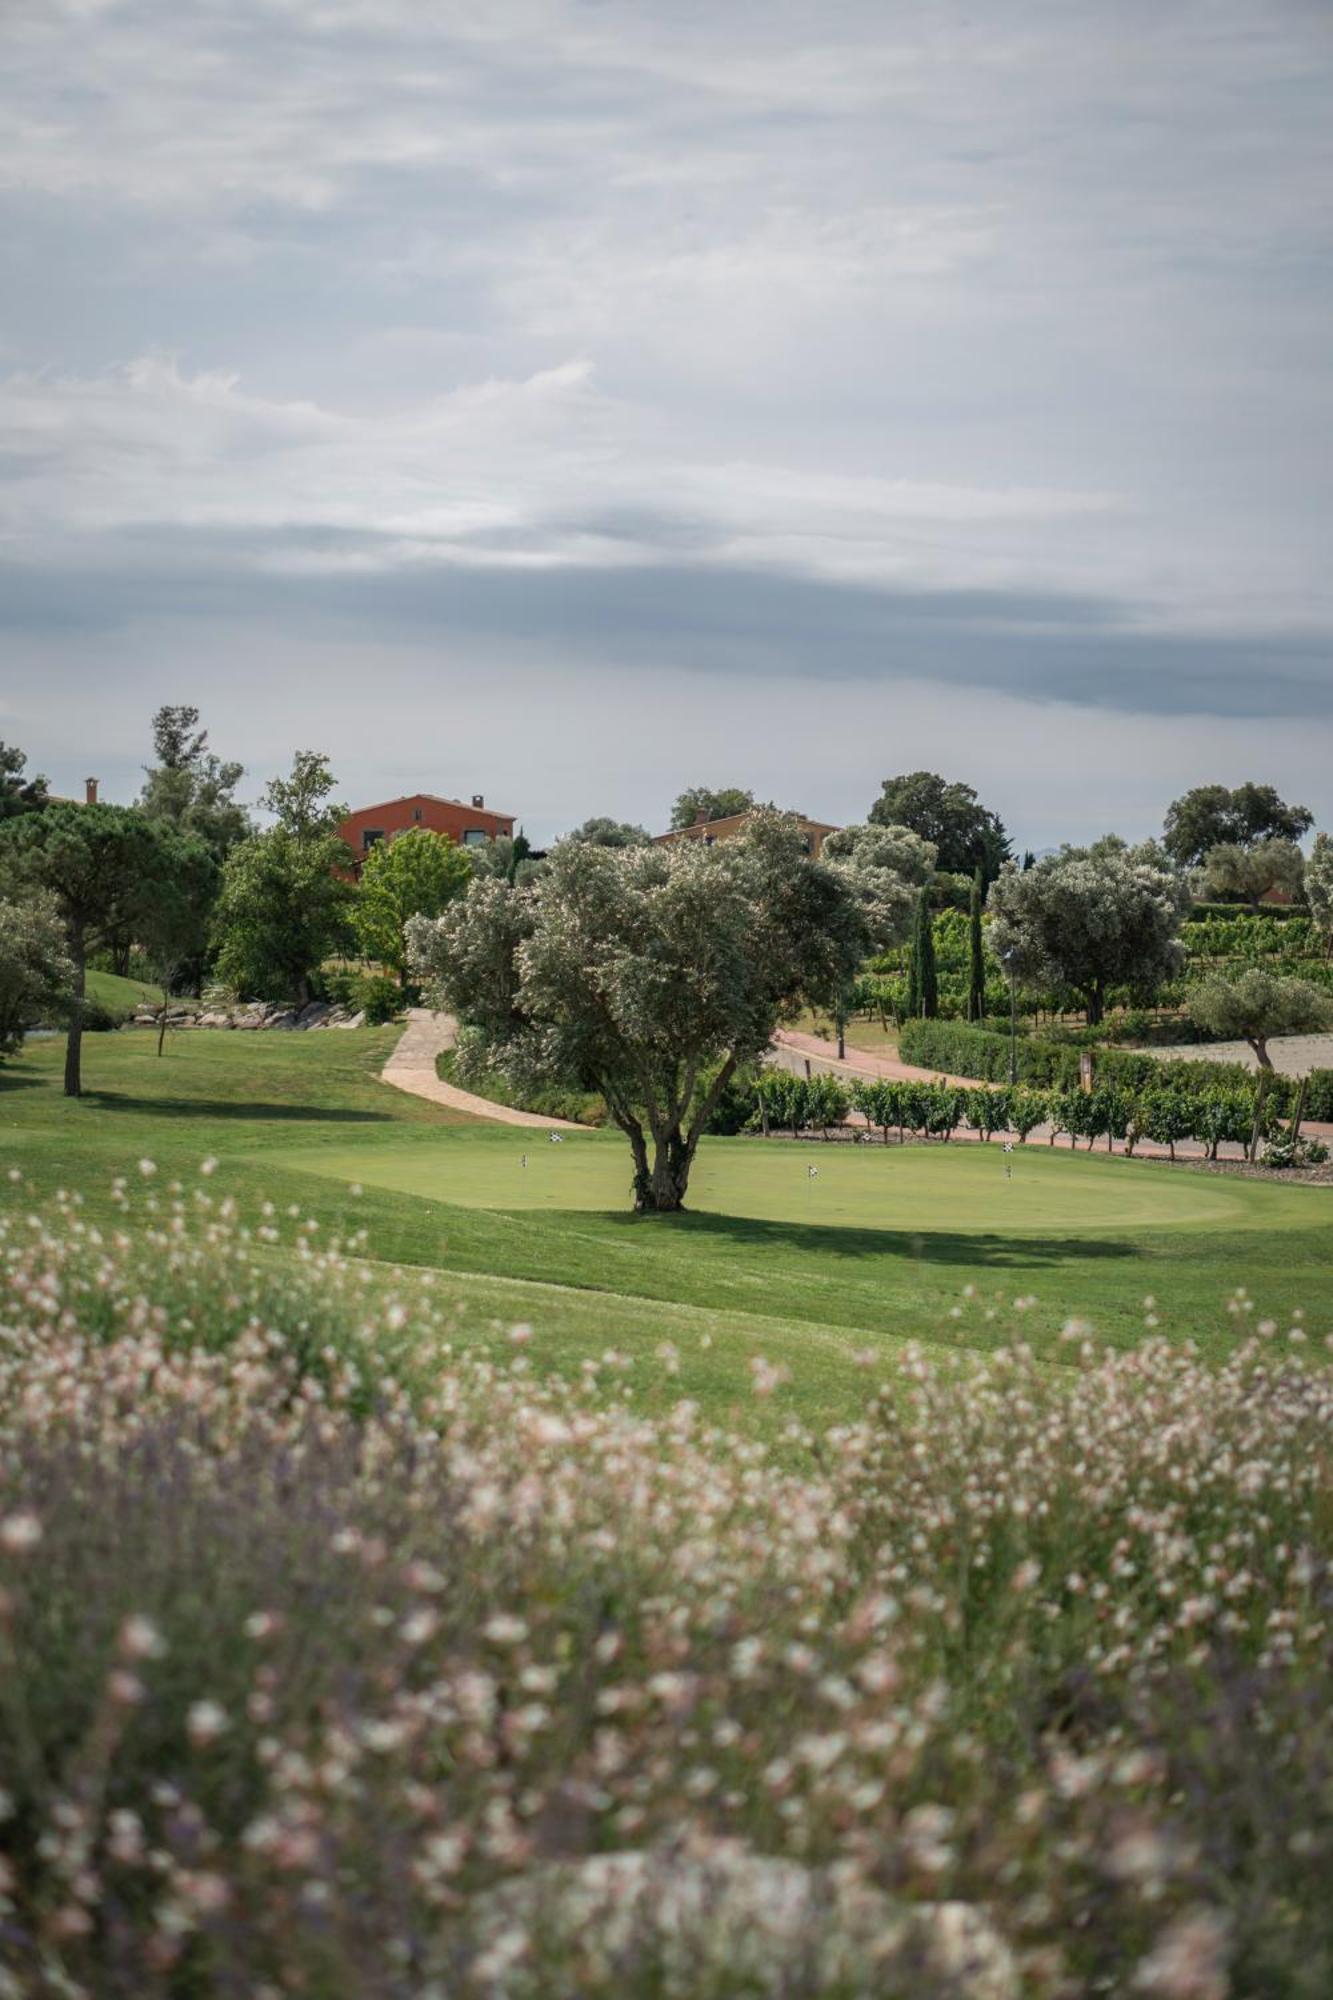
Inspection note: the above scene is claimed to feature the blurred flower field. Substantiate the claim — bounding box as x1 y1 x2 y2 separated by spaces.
1 1176 1331 1995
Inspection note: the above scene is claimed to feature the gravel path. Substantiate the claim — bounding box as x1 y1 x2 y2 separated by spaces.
381 1010 581 1130
1149 1033 1333 1077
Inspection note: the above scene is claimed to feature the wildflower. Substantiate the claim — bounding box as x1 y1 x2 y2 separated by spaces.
1135 1908 1230 1998
509 1323 533 1345
482 1613 528 1646
186 1700 229 1747
118 1615 167 1661
199 1157 218 1177
0 1512 42 1555
137 1159 157 1178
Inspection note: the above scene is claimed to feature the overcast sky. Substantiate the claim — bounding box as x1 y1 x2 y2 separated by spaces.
2 0 1331 847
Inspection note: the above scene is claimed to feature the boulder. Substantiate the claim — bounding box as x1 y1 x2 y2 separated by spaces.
296 1001 330 1029
463 1844 1018 1999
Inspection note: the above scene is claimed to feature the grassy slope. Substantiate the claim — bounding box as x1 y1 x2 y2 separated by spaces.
2 1028 1330 1428
85 968 164 1014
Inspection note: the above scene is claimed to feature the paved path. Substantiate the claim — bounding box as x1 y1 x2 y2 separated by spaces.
772 1027 978 1089
381 1010 581 1130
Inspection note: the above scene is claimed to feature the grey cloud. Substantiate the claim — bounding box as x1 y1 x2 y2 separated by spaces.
1 0 1331 830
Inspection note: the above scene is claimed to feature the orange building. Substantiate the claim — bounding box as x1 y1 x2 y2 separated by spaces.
338 792 514 870
655 808 839 858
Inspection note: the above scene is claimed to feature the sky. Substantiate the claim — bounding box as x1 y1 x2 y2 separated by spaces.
2 0 1331 849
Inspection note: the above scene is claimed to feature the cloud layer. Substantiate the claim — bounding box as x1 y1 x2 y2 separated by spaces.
2 0 1331 841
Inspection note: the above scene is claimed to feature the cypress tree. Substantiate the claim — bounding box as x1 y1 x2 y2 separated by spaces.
910 885 938 1019
968 866 986 1021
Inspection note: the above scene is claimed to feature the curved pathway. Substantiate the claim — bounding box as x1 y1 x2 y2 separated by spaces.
381 1010 581 1130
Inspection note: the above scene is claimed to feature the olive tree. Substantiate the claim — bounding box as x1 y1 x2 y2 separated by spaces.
988 838 1189 1026
1187 969 1333 1070
1301 832 1333 949
411 810 865 1212
1196 837 1304 913
822 822 935 1053
0 892 73 1057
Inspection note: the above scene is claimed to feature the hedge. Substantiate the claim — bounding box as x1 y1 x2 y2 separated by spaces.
897 1016 1290 1105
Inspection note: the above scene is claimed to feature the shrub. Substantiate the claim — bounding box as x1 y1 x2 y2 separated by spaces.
354 970 406 1024
1306 1070 1333 1121
3 1193 1333 1992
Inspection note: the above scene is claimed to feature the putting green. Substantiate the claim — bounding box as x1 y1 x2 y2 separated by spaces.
266 1126 1322 1235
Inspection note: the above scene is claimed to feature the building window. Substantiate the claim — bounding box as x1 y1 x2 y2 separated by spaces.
412 807 422 823
362 829 384 850
462 828 489 847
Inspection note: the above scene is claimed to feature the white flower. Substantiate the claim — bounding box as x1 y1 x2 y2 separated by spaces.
0 1511 42 1554
187 1700 229 1746
118 1614 167 1661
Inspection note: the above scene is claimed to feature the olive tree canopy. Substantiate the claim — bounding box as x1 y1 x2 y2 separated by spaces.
1187 969 1333 1070
1196 837 1305 913
822 822 935 953
988 837 1189 1025
1306 833 1333 947
410 810 865 1212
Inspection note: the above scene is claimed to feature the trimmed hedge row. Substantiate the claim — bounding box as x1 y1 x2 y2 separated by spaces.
897 1016 1299 1104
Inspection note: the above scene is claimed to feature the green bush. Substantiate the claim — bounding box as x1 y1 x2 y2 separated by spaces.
1306 1070 1333 1121
354 971 404 1025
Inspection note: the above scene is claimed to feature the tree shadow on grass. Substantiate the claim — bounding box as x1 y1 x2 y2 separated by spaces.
0 1071 44 1094
593 1207 1139 1269
77 1094 394 1125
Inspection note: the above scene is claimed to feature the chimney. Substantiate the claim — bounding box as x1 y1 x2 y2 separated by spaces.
471 793 485 809
85 777 99 805
694 809 711 826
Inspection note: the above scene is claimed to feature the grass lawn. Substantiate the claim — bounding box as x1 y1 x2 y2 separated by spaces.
3 1027 1330 1428
85 967 169 1015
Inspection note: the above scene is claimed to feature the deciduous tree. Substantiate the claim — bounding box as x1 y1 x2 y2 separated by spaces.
212 753 353 1005
411 811 864 1212
354 828 471 987
669 786 755 831
1163 783 1313 868
867 771 1009 882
